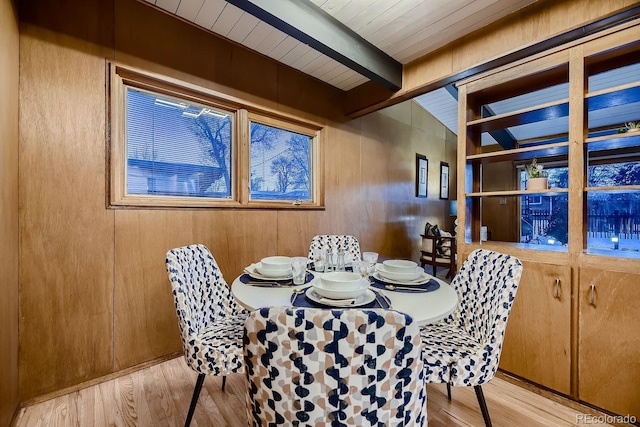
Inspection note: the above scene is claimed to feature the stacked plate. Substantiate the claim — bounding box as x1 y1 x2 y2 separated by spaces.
309 272 374 306
247 256 292 280
375 259 431 285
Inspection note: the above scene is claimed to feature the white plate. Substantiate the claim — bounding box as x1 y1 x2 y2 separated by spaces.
245 263 292 280
305 288 376 307
372 271 432 286
376 265 423 281
312 278 369 299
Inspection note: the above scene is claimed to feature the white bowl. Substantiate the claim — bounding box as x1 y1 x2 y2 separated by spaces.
383 259 418 273
256 264 291 278
313 278 369 299
377 265 423 281
260 256 292 271
321 271 364 290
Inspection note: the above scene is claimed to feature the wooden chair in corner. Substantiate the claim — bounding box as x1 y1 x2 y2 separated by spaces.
420 233 457 279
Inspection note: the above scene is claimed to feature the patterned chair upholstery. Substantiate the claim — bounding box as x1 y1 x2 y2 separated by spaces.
166 244 250 427
307 234 361 263
420 248 523 427
244 307 427 427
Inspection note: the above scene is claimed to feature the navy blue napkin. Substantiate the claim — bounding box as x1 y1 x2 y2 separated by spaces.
291 287 390 309
239 271 314 285
369 276 440 293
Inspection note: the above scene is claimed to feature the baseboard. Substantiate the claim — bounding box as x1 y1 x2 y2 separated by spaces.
20 351 183 408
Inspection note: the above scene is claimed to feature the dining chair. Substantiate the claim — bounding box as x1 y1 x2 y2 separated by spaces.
244 307 427 426
307 234 361 263
165 244 250 427
420 248 523 427
419 232 457 279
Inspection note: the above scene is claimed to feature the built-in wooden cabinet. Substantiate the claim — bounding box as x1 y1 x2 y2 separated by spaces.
500 261 571 395
578 266 640 418
455 22 640 418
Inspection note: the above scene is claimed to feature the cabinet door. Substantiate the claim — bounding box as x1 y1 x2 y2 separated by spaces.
499 261 571 394
579 268 640 418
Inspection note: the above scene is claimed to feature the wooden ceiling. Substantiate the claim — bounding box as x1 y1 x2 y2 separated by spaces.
141 0 538 91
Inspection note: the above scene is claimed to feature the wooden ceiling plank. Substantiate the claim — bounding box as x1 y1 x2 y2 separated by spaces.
290 48 324 70
193 0 226 29
242 21 276 50
319 61 353 82
176 0 206 22
334 71 368 91
211 3 244 36
299 54 333 74
392 0 533 62
339 0 403 31
254 26 288 54
307 59 342 81
350 0 423 39
267 36 299 61
280 43 314 67
226 10 260 43
155 0 180 13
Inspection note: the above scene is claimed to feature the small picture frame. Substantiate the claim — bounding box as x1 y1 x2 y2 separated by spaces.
416 154 428 198
440 162 450 200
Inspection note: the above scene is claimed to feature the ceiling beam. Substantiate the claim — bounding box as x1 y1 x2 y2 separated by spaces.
445 84 517 149
224 0 403 91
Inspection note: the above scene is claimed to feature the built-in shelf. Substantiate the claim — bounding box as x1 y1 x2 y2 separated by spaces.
466 142 569 162
585 131 640 144
467 99 569 133
585 81 640 111
585 185 640 192
466 188 569 197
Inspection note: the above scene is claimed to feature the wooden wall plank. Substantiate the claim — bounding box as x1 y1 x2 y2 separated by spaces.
0 0 20 424
18 23 116 400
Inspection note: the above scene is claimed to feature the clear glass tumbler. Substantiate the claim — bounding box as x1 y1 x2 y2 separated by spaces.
291 257 308 285
362 252 379 275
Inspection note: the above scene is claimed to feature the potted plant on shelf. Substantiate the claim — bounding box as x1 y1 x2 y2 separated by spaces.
618 121 640 133
618 120 640 133
525 158 548 190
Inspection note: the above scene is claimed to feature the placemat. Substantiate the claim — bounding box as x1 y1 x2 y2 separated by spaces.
369 276 440 293
290 287 391 309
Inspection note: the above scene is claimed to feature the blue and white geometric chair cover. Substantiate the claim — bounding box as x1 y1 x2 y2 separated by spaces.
166 244 250 427
420 248 523 427
244 307 427 427
307 234 361 263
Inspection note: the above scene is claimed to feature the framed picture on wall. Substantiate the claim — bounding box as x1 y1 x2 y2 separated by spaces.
416 154 428 198
440 162 450 200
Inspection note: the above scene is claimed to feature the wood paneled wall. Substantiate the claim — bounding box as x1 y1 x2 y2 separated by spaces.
0 0 20 424
17 0 454 401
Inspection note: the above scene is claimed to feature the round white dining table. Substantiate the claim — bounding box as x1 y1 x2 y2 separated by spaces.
231 265 458 326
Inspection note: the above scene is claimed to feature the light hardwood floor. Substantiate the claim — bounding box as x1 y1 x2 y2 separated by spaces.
14 356 618 427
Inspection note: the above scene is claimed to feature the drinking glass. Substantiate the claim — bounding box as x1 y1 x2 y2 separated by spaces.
291 257 308 285
312 249 326 272
362 252 379 275
352 260 369 281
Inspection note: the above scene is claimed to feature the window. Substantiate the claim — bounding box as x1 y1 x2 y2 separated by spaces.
109 64 323 208
126 89 233 200
248 117 314 203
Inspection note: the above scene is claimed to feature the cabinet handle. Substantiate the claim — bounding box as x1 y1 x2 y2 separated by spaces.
589 284 596 306
554 278 561 299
